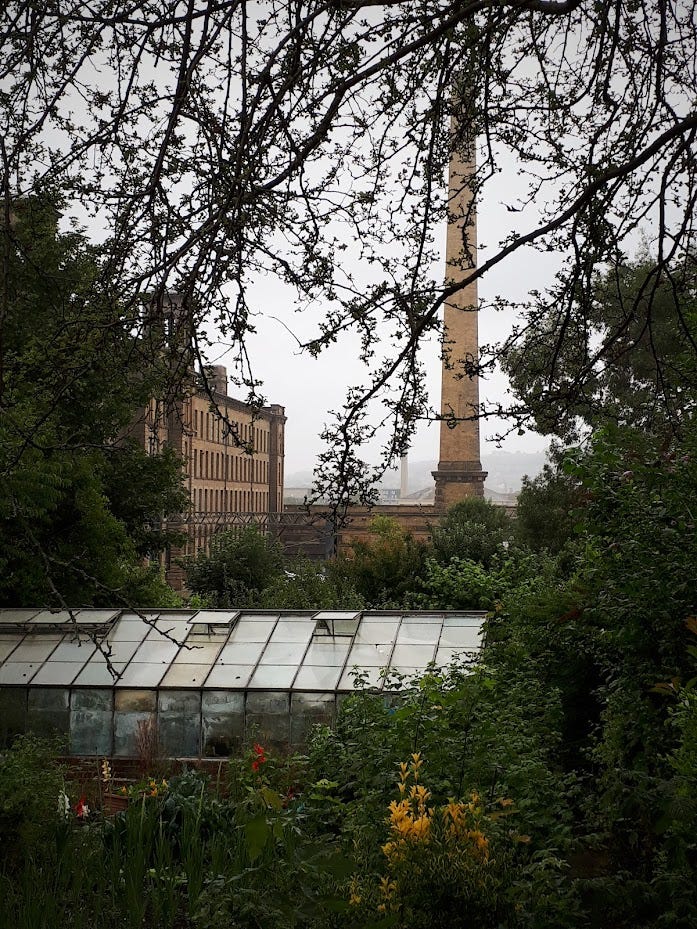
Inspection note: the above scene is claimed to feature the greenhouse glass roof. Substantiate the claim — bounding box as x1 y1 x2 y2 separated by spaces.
0 608 485 691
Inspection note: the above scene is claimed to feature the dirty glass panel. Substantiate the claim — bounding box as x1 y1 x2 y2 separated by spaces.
0 662 40 685
130 638 180 664
435 647 478 666
113 690 157 757
441 613 485 626
290 692 335 745
396 623 440 645
391 643 436 666
205 664 254 688
293 665 342 690
259 641 306 665
74 662 126 686
355 622 399 644
150 618 190 640
160 663 212 687
31 661 86 686
388 666 426 680
439 627 483 648
202 691 245 756
338 667 383 690
74 609 120 624
228 619 276 642
346 642 393 666
314 617 360 636
0 610 39 624
172 643 221 665
27 688 69 736
303 641 350 666
70 690 113 755
115 662 167 688
0 637 22 661
0 688 27 744
191 610 239 625
110 618 150 643
115 690 157 712
10 637 61 662
218 641 265 665
158 691 201 756
270 620 314 643
29 610 76 625
80 640 139 666
246 691 290 749
249 664 296 689
401 613 443 624
240 613 279 621
50 640 96 662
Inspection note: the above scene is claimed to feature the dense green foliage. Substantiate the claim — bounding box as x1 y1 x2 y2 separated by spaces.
184 527 286 607
0 198 188 607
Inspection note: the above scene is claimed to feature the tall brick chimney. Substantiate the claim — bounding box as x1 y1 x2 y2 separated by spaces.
432 144 487 506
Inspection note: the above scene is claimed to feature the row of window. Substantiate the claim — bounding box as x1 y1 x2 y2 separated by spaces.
194 487 273 514
192 406 271 453
189 447 270 484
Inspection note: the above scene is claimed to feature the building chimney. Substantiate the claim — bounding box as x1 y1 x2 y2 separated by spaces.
400 454 409 500
209 365 228 396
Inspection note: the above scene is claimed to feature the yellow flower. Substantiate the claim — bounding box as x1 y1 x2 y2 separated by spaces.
410 814 431 840
100 759 112 784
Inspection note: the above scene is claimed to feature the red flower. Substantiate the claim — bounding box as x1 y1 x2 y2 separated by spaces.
251 743 267 772
74 795 90 819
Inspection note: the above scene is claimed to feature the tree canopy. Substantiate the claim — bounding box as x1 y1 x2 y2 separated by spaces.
0 197 187 607
2 1 695 503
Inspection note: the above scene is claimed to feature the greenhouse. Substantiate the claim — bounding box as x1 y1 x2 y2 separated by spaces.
0 608 485 757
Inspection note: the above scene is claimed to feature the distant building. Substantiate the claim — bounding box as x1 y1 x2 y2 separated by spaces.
130 361 285 583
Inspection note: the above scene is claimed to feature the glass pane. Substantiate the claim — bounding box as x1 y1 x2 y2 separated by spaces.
74 609 120 625
259 641 306 665
346 643 392 666
314 611 361 620
239 613 279 621
0 662 40 685
355 622 399 644
205 664 254 688
0 610 39 624
130 639 180 663
401 613 443 623
150 618 190 640
271 620 314 643
387 666 424 680
396 624 440 645
110 618 149 643
160 664 212 687
84 640 140 664
0 637 23 661
218 641 265 664
249 665 296 688
29 610 77 625
74 662 126 685
115 663 167 687
435 647 478 666
391 643 436 666
10 638 61 661
315 618 360 635
338 667 383 690
439 627 483 648
442 613 486 626
172 643 220 665
303 641 350 666
293 666 341 690
191 610 239 625
50 640 96 662
228 619 276 642
31 662 85 686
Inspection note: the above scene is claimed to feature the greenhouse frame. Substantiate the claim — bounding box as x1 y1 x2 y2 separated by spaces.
0 608 485 757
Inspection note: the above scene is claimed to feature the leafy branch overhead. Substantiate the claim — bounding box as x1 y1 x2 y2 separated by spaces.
1 0 696 502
